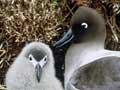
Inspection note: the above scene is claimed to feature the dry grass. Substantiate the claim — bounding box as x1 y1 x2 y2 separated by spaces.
0 0 120 89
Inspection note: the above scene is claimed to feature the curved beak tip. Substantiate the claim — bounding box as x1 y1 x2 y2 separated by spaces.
53 29 74 48
53 42 61 48
53 43 57 47
37 78 40 82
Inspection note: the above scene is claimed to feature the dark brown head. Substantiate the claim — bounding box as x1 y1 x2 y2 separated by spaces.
54 6 105 48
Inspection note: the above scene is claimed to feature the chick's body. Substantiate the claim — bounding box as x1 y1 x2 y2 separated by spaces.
5 42 63 90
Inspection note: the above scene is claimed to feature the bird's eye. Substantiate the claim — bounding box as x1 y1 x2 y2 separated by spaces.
43 55 47 62
81 22 88 29
28 54 33 61
44 58 47 61
29 57 32 61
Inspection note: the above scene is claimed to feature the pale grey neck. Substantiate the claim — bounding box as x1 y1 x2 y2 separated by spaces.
79 34 106 50
80 30 106 49
86 39 105 49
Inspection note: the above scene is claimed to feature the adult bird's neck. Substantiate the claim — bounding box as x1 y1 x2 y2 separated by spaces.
73 37 105 51
78 31 106 50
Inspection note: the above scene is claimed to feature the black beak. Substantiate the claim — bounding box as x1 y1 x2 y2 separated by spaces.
53 29 74 48
35 64 42 82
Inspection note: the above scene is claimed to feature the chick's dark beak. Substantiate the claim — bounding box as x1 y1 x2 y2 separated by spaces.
35 64 42 82
53 29 74 48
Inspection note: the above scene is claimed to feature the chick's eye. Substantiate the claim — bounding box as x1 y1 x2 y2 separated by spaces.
43 55 47 62
28 55 33 61
44 58 47 61
29 57 32 61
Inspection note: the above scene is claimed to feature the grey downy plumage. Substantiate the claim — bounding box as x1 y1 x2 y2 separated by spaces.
5 42 63 90
54 6 120 90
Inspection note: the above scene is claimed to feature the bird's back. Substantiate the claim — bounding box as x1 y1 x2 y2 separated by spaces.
65 43 120 89
67 56 120 90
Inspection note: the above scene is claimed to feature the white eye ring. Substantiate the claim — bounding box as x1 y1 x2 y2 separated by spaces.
29 54 33 61
39 55 48 68
43 55 47 62
81 22 88 29
28 54 37 68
